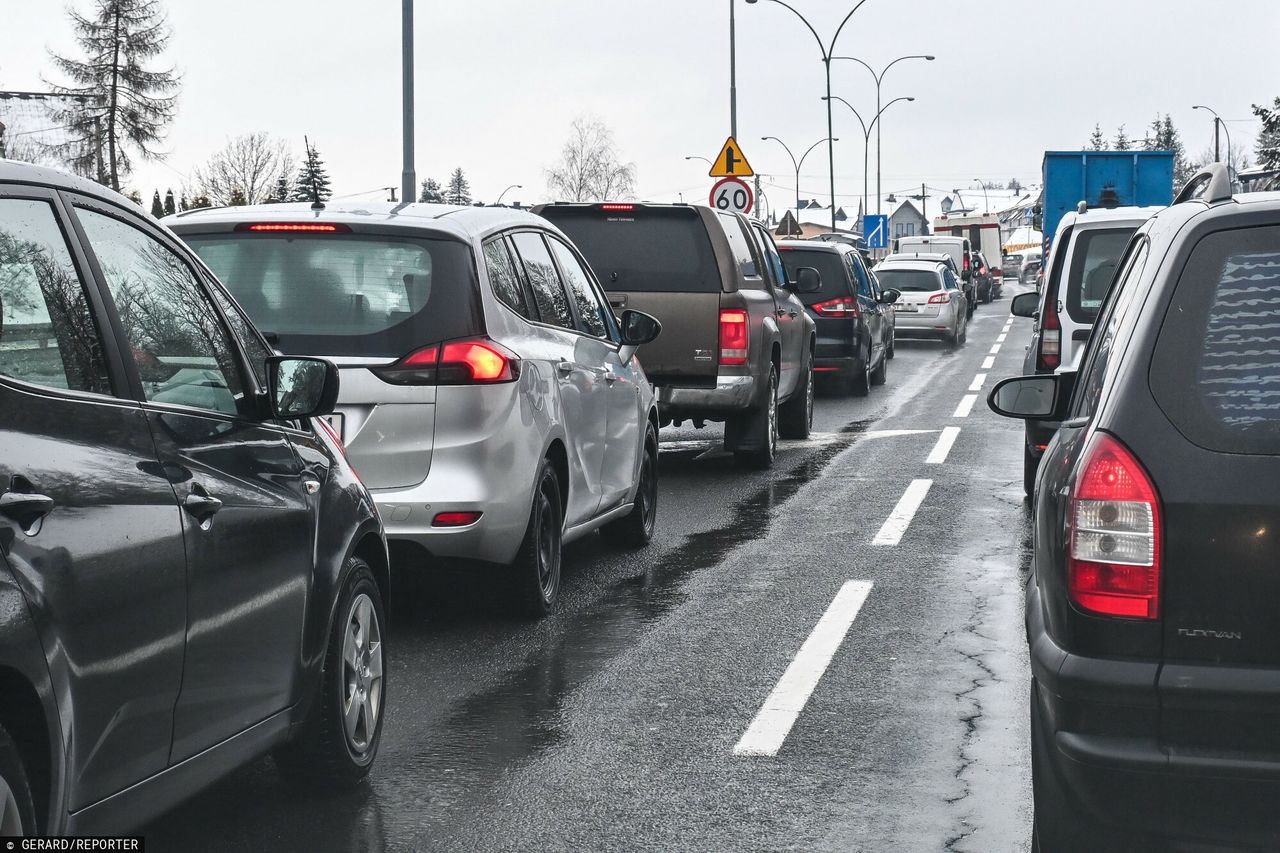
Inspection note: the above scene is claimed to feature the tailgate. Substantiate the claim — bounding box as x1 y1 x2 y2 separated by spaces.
607 291 720 381
331 365 436 490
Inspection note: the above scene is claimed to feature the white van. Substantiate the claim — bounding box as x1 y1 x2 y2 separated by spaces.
893 235 974 314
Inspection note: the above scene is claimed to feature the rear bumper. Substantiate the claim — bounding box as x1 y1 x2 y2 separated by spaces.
658 374 758 416
894 307 953 335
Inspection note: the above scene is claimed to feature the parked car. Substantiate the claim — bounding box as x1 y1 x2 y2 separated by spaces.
534 203 816 468
170 202 662 617
777 239 899 395
0 160 389 835
893 235 976 315
874 258 968 345
971 250 997 303
1023 256 1042 285
1011 203 1164 495
988 165 1280 852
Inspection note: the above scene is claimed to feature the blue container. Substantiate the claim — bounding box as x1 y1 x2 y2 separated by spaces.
1041 150 1175 248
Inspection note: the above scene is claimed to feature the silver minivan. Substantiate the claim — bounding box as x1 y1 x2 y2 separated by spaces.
169 202 662 616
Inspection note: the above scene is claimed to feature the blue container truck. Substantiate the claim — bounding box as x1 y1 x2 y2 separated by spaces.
1037 150 1175 252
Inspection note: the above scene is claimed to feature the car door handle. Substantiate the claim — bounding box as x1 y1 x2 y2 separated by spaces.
789 310 798 318
556 361 575 376
603 372 617 384
183 489 223 520
0 490 55 531
776 309 787 317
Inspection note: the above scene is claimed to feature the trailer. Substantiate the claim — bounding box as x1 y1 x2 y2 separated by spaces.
1036 150 1175 253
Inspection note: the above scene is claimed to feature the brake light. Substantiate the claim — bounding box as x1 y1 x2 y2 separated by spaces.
811 296 859 318
432 511 483 527
964 254 971 272
373 338 519 386
235 222 352 233
1038 300 1061 370
719 309 749 365
1067 433 1161 620
600 203 635 211
928 293 950 304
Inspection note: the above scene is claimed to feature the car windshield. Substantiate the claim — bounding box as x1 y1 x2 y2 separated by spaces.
876 269 941 292
183 232 481 358
779 249 850 303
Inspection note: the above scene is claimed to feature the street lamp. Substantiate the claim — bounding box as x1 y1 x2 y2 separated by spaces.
746 0 876 232
685 155 714 166
496 184 523 206
824 94 914 224
833 54 933 215
1192 104 1233 166
762 135 837 227
973 178 990 215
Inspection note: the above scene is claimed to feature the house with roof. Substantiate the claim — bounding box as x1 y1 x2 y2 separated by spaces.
888 198 929 241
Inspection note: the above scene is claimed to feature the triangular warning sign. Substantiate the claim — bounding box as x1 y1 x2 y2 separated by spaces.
709 136 754 178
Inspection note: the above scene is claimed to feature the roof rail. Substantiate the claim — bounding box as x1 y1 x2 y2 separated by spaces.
1174 163 1234 205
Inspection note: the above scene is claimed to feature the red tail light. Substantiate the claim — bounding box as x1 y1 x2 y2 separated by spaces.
963 254 971 272
600 203 635 212
235 222 352 233
811 296 859 318
373 338 519 386
927 293 950 304
719 309 749 366
1038 300 1061 370
1067 433 1161 620
432 511 483 527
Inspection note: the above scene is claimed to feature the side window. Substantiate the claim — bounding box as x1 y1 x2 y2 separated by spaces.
848 254 873 298
943 269 959 291
1074 239 1149 420
0 198 111 394
483 237 531 320
751 224 787 288
717 212 758 278
210 283 270 388
76 207 247 417
547 237 611 339
510 231 574 330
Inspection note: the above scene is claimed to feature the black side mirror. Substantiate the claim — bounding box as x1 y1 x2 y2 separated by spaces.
792 267 822 293
987 373 1074 421
266 356 340 419
1010 292 1039 319
617 309 662 365
878 288 900 305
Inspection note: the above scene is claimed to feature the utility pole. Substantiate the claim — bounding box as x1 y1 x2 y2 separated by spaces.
754 173 763 221
1214 117 1221 163
729 0 738 139
400 0 415 207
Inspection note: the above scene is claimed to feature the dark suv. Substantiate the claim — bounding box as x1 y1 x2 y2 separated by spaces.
535 203 817 468
989 165 1280 851
0 161 388 835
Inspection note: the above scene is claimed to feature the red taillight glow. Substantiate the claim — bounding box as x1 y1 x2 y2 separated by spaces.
600 203 635 211
928 293 950 304
432 511 483 527
236 222 352 233
1067 433 1161 620
964 254 971 271
811 296 859 318
1038 301 1061 370
719 309 749 366
373 338 519 386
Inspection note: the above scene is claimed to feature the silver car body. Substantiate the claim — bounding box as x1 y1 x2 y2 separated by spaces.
168 202 659 566
875 259 968 339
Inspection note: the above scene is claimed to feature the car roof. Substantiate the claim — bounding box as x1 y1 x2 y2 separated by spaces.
0 157 139 208
885 251 951 263
876 258 947 272
1056 205 1165 232
777 239 852 254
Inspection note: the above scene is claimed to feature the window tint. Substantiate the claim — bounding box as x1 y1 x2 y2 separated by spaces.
849 254 873 297
483 237 530 319
548 237 610 338
0 199 110 394
943 269 960 291
780 249 849 304
1065 227 1137 322
511 232 574 330
718 213 758 279
184 232 479 359
751 224 786 288
876 269 943 293
1074 239 1149 419
78 208 246 416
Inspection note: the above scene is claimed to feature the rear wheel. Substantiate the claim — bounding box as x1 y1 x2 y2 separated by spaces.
512 460 563 616
851 346 871 397
0 724 35 836
1023 442 1038 498
732 370 778 469
778 359 813 439
870 349 887 386
601 425 658 548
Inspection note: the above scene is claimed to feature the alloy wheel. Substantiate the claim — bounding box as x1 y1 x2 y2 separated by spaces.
767 378 778 457
536 479 561 602
805 368 814 428
342 593 383 754
639 443 657 538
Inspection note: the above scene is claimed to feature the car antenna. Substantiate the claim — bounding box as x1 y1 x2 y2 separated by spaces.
304 135 325 212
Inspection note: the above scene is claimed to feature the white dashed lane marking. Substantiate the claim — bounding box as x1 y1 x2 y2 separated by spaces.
926 426 961 464
969 374 987 392
982 356 995 369
872 478 933 546
953 394 978 418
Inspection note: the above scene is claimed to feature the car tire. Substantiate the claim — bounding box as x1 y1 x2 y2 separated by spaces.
983 288 993 304
959 320 968 345
886 332 895 359
1024 442 1038 498
870 350 887 386
0 723 36 836
601 425 658 548
778 359 813 439
512 459 564 617
732 370 778 469
276 557 386 790
852 346 871 397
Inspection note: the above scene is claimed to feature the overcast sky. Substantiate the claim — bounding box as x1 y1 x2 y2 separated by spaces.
2 0 1276 212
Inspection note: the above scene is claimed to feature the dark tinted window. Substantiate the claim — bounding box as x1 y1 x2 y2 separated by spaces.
849 254 873 297
719 213 759 280
548 237 611 339
1153 226 1280 453
876 269 943 292
511 231 574 329
1065 227 1137 322
184 232 480 359
483 237 530 319
539 207 720 293
751 223 785 287
780 249 850 304
0 198 110 394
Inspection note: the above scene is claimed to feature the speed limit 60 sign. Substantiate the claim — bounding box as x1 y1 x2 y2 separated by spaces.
710 177 753 215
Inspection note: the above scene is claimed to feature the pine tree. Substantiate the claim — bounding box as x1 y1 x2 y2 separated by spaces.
1089 123 1106 150
1113 125 1130 151
163 188 175 216
1144 114 1193 187
44 0 181 190
1009 177 1023 194
290 141 332 203
178 193 189 211
418 177 445 203
189 194 211 209
149 189 164 218
446 168 471 205
1253 97 1280 171
228 187 247 206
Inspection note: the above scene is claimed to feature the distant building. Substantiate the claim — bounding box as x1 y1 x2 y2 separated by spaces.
889 198 929 240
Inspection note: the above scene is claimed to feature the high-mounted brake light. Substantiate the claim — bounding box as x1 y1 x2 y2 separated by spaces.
372 338 519 386
600 203 635 212
235 222 352 233
811 296 859 318
1067 433 1161 620
719 309 749 366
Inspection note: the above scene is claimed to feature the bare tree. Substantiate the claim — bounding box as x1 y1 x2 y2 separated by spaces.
545 116 636 202
192 133 295 206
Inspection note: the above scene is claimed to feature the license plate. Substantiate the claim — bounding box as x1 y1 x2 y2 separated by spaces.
322 413 345 442
896 303 919 312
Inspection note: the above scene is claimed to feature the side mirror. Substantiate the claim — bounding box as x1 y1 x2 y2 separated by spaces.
618 309 661 365
878 288 900 305
1010 292 1039 318
792 267 822 293
987 373 1074 421
266 356 340 419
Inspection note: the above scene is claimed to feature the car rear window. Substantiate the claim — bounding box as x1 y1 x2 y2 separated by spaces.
183 232 480 359
1151 225 1280 454
538 207 719 293
1065 226 1137 322
779 249 850 303
875 269 941 292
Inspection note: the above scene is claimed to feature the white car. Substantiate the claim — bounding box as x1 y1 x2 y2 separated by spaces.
874 258 968 345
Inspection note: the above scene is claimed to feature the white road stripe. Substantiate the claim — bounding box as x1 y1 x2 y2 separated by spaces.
982 356 995 369
926 426 961 464
997 333 1007 343
734 580 874 757
872 479 933 546
953 394 978 418
969 373 987 391
989 343 1001 355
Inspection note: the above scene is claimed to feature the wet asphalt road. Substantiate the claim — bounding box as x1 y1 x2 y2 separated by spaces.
142 286 1037 852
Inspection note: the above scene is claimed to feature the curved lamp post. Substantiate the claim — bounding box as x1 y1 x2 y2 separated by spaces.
1192 104 1233 166
824 94 914 223
763 135 837 228
496 184 523 206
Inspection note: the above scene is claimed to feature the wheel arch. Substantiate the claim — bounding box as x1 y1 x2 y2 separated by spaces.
544 438 570 521
0 666 52 832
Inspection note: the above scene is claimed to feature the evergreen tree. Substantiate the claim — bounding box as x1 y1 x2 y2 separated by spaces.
446 167 471 205
178 193 189 211
126 190 143 206
418 177 445 203
1253 97 1280 171
290 141 332 203
228 187 247 206
44 0 181 190
163 187 175 216
1144 114 1193 187
149 189 164 218
189 194 211 209
1009 177 1023 194
1113 125 1130 150
1088 123 1106 150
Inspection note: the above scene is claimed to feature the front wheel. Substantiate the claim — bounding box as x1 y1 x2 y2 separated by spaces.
512 460 564 617
778 360 813 439
601 425 658 548
886 331 895 359
0 724 35 836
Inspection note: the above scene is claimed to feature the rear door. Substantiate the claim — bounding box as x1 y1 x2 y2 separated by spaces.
748 221 804 394
849 252 884 363
537 206 721 384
